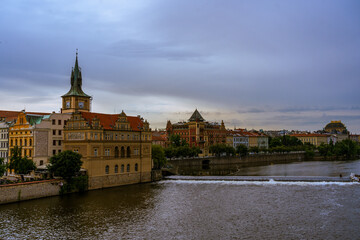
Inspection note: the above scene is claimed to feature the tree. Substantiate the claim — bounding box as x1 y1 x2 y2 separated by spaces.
249 146 259 153
236 144 248 156
152 145 167 169
169 134 187 147
48 150 83 181
318 143 332 157
8 146 36 175
164 147 175 159
0 158 7 176
334 139 358 159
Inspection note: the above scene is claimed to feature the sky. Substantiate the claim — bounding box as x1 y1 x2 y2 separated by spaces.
0 0 359 133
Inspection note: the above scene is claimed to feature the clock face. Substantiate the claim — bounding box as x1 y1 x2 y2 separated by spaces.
78 102 84 109
66 101 70 108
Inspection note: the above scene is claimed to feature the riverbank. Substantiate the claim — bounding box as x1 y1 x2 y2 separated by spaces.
0 179 62 205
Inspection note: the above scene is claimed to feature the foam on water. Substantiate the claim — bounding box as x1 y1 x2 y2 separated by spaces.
161 179 359 186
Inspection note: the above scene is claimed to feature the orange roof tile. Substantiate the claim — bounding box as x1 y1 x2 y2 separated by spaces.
80 112 143 131
290 133 328 137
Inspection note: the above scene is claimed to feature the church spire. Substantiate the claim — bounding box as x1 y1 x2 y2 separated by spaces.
62 50 90 98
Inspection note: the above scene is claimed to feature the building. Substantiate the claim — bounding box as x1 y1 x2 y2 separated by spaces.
290 133 329 147
62 53 152 189
8 111 49 164
324 120 348 134
152 130 167 148
0 122 10 164
166 109 226 156
32 113 72 166
228 129 269 149
350 134 360 143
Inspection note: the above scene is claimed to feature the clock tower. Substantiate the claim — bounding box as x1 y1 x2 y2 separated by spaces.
61 51 92 113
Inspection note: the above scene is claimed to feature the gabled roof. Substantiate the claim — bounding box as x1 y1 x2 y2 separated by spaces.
188 109 205 122
0 110 49 123
80 112 143 131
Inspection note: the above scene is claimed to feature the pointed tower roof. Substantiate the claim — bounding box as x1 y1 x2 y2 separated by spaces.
188 109 205 122
62 51 91 98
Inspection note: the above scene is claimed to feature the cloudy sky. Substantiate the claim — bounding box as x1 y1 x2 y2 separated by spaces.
0 0 359 132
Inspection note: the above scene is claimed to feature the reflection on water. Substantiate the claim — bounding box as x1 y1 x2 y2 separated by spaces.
0 160 359 239
233 160 360 177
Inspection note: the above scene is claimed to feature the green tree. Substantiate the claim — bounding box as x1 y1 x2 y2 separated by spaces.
48 150 83 181
249 146 259 153
169 134 185 147
318 143 333 157
152 145 167 169
8 146 36 175
164 147 175 159
236 144 248 156
0 158 7 176
334 139 358 159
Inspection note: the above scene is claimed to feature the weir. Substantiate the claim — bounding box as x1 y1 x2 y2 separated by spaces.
165 175 353 182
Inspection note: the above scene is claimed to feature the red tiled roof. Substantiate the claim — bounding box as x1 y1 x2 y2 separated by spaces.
290 134 328 137
80 112 143 131
0 110 50 122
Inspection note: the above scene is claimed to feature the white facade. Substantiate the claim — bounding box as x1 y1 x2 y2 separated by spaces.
0 122 10 164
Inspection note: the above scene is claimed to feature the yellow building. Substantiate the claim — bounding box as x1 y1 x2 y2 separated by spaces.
62 53 152 189
290 134 329 147
9 111 48 161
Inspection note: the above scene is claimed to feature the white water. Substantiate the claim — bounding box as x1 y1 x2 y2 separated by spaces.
161 179 360 186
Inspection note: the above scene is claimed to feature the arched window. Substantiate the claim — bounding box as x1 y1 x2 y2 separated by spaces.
115 146 119 158
24 139 27 146
121 164 124 173
121 146 125 158
20 139 22 146
115 164 118 173
29 139 32 146
135 163 138 172
105 165 109 174
10 139 13 146
126 146 131 158
15 139 18 146
126 164 130 172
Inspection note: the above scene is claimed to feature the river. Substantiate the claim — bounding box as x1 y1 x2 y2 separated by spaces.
1 160 359 239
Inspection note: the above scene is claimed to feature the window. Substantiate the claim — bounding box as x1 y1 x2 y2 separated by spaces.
94 134 98 140
40 160 44 166
53 140 56 146
58 120 61 125
115 164 118 173
52 119 56 125
73 149 79 153
121 164 124 173
24 139 27 146
53 130 56 135
29 150 31 157
59 130 62 135
58 150 61 153
29 139 32 146
105 148 110 156
58 140 61 146
105 165 109 174
135 163 138 172
127 146 131 158
126 164 130 172
94 148 98 156
53 150 56 155
20 139 22 146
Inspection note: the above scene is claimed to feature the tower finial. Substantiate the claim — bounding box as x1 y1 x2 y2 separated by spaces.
76 48 78 56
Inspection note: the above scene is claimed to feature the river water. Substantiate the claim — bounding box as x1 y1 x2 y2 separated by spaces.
1 160 360 239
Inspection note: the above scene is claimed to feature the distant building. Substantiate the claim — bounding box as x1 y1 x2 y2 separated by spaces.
0 122 10 165
166 109 226 156
350 134 360 143
227 129 268 149
324 120 348 134
290 133 329 147
152 130 167 148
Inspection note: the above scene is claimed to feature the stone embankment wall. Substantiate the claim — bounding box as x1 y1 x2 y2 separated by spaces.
0 179 61 205
89 172 152 190
167 153 305 175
